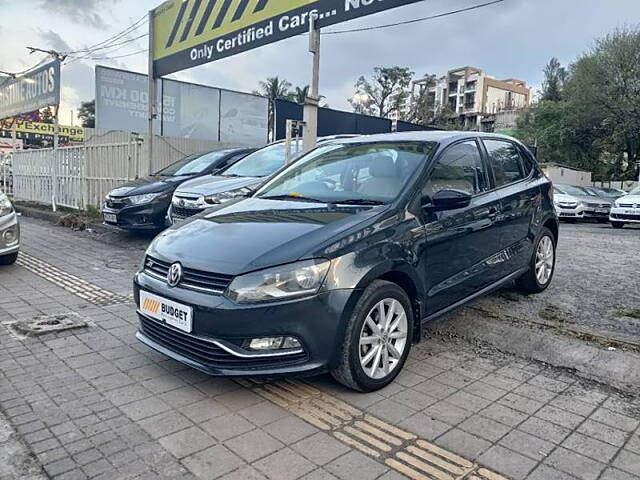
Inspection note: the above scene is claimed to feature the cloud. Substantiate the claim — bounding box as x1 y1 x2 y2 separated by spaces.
38 30 72 53
38 0 121 29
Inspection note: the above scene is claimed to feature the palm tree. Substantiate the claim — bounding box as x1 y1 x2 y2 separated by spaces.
293 85 309 104
256 76 293 102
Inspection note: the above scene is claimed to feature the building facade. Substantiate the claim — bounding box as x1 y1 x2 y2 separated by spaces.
413 66 532 130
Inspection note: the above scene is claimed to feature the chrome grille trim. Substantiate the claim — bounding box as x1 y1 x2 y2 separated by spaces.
143 256 233 295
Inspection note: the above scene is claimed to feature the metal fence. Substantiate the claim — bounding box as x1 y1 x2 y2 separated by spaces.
1 152 13 197
11 141 140 210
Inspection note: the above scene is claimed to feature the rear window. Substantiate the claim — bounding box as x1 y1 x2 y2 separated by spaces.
483 139 526 187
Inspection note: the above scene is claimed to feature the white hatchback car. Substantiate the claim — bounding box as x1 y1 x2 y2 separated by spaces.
553 188 584 221
610 186 640 229
0 191 19 264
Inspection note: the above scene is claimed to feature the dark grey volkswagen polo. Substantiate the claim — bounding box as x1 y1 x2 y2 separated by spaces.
134 131 558 391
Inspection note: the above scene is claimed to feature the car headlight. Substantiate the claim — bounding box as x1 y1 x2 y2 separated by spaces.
202 187 253 205
0 193 13 217
225 259 330 304
128 192 163 205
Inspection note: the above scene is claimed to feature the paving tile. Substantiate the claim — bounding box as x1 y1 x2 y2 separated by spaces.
397 412 451 440
366 399 417 424
626 435 640 455
499 429 555 461
389 389 437 410
519 417 571 444
527 464 580 480
119 396 170 421
180 398 231 423
498 393 545 415
422 400 472 426
254 448 316 480
325 451 388 480
513 383 556 403
480 403 528 428
182 445 245 480
214 389 263 412
446 390 492 413
158 426 216 459
563 432 619 463
477 445 537 480
220 466 267 480
577 419 628 448
262 416 317 445
462 380 508 402
300 469 340 480
550 395 598 417
459 414 511 442
138 410 193 439
292 432 350 466
412 379 458 400
599 467 639 480
224 430 284 462
545 447 606 480
613 450 640 476
436 427 491 460
591 408 640 433
535 405 585 430
238 401 289 427
202 414 255 442
159 386 207 408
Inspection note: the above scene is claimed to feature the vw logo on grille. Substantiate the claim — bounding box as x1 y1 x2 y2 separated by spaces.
179 199 186 207
167 263 183 287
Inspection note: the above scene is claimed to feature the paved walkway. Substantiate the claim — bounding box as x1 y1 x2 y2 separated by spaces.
0 217 638 480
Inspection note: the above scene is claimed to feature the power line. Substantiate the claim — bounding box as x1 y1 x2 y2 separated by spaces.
321 0 505 35
65 13 148 55
80 49 148 61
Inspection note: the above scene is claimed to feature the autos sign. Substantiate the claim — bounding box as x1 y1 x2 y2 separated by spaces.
152 0 425 76
0 60 60 120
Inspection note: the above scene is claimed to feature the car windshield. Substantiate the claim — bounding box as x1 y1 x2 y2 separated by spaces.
255 141 436 204
222 142 301 178
155 150 231 176
629 186 640 196
556 185 592 196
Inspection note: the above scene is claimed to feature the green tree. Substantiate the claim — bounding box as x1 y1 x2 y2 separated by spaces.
78 100 95 128
255 76 294 101
293 85 309 104
541 58 567 101
349 66 413 118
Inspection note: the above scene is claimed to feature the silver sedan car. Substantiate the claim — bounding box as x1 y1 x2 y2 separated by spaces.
0 191 19 265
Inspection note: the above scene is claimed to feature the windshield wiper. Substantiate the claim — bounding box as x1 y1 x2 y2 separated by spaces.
260 194 327 203
220 173 242 177
334 199 386 205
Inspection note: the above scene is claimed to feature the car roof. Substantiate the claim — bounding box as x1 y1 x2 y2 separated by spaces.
334 130 521 145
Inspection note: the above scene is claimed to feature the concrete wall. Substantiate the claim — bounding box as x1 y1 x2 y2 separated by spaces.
541 165 592 186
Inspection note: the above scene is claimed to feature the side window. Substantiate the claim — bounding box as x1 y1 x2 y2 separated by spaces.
424 141 487 197
484 140 525 187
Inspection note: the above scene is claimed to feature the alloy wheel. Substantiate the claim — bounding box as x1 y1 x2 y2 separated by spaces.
535 235 554 285
358 298 408 380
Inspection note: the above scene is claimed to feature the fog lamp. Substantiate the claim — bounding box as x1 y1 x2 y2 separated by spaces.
3 229 16 244
245 336 301 351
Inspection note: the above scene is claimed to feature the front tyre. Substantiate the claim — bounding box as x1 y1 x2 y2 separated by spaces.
515 227 556 294
0 252 18 265
331 280 413 392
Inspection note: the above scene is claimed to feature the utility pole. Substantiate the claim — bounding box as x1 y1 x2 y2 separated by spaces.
147 9 157 177
302 13 320 154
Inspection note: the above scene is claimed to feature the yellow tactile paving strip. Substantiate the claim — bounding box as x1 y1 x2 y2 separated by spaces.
17 252 132 306
237 379 510 480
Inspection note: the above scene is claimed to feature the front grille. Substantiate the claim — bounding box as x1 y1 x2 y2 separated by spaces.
106 197 127 210
612 213 640 220
144 256 233 294
586 202 610 209
172 206 203 219
558 204 578 209
139 316 307 369
618 203 636 208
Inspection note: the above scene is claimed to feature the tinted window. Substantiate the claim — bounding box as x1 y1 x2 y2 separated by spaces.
424 140 487 197
484 140 525 187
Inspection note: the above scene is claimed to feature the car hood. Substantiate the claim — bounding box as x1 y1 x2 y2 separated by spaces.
109 175 192 197
554 193 579 203
175 175 263 197
147 197 383 275
616 194 640 205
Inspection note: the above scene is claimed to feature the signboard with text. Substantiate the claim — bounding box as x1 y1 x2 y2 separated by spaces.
0 60 60 120
152 0 425 76
0 120 84 143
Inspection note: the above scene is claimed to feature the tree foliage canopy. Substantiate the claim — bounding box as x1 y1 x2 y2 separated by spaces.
348 66 413 118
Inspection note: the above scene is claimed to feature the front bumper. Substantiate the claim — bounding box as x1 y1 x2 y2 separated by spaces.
0 211 20 256
582 205 611 219
133 271 355 377
102 199 170 230
555 204 584 219
610 206 640 223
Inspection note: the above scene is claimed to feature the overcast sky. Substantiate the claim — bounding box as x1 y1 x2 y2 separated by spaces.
0 0 637 125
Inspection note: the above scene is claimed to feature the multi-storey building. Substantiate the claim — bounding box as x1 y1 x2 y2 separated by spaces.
413 66 532 129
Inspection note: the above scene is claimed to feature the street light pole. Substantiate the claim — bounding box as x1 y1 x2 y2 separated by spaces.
302 13 320 154
147 9 156 177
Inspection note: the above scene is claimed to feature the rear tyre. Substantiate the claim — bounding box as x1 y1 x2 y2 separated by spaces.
0 252 18 265
515 227 556 294
331 280 413 392
611 222 625 229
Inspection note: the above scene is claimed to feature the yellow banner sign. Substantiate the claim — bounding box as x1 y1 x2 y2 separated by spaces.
152 0 425 77
0 120 85 141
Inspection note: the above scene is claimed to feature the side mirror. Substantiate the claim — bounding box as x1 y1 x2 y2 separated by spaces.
423 189 472 211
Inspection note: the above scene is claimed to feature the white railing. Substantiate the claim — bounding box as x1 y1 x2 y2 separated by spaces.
12 141 140 210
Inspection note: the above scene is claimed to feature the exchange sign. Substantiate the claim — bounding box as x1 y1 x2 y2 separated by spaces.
152 0 425 77
0 60 60 120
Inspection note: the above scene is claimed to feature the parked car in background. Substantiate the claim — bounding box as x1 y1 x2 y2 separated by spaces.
553 187 584 221
554 184 613 222
102 148 254 231
134 132 558 392
169 136 357 223
610 185 640 228
0 191 19 265
583 186 627 200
